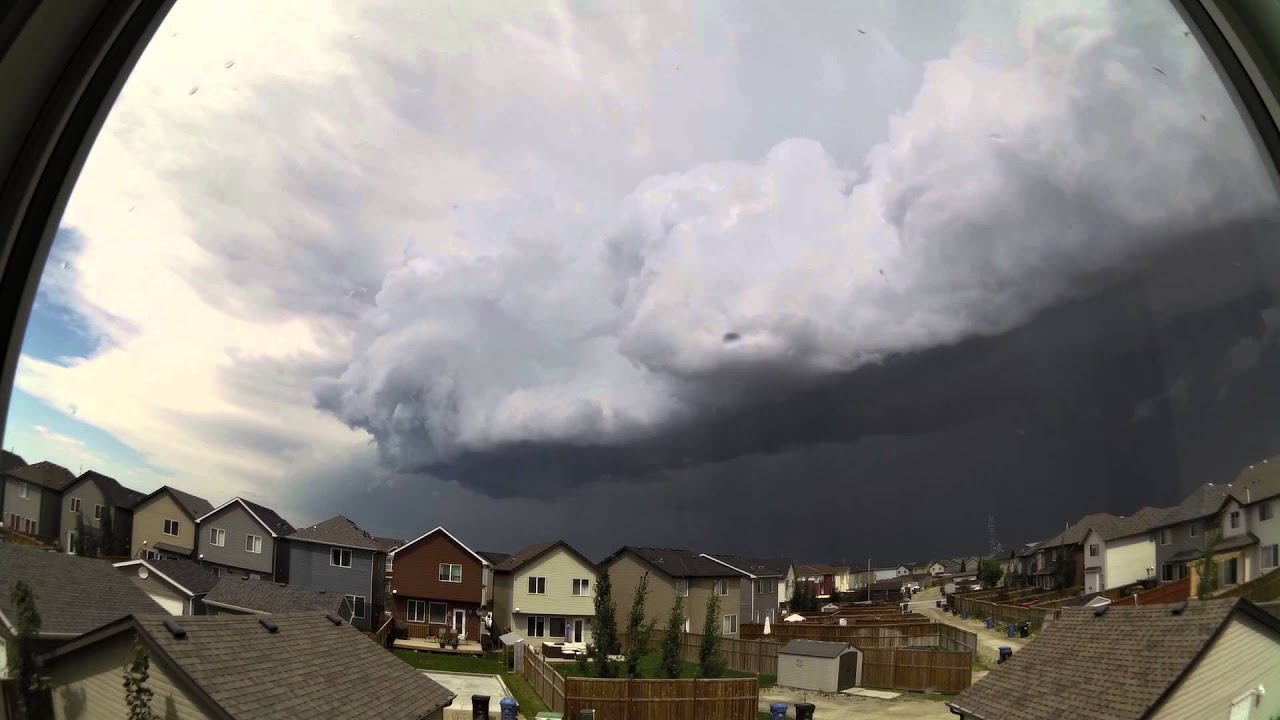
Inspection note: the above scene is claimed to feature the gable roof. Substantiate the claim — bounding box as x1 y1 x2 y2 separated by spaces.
374 536 405 553
66 470 146 509
5 460 77 491
797 563 849 576
0 543 164 637
702 554 792 578
779 639 853 658
947 598 1280 720
493 541 595 574
289 515 380 551
204 577 352 617
136 485 215 519
114 558 222 596
603 547 746 578
197 497 295 538
43 613 455 720
1230 456 1280 506
1042 506 1177 549
478 550 511 565
1 450 26 471
393 526 488 565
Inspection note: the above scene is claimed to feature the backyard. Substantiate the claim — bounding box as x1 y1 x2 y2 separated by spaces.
393 650 548 715
552 654 776 689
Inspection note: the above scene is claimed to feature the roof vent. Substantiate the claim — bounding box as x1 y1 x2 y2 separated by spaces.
259 618 279 633
1171 601 1189 616
1093 604 1109 617
326 613 344 626
162 619 187 639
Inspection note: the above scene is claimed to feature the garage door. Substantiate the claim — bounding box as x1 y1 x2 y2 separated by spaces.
147 591 184 615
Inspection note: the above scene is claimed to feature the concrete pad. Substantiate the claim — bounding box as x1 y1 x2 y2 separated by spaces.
840 687 902 699
423 671 508 713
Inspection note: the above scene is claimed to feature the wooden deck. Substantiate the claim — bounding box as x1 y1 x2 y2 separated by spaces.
391 637 486 656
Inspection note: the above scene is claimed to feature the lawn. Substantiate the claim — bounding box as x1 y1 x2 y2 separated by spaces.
393 651 549 715
553 654 776 689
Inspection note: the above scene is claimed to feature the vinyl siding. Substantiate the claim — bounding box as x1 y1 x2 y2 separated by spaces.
118 565 190 615
50 631 215 720
196 504 275 575
688 577 741 637
286 540 378 630
777 653 840 693
743 578 779 623
605 552 676 632
59 480 105 552
3 477 42 534
1104 533 1155 589
132 492 197 557
1155 518 1207 581
510 547 597 616
1148 613 1280 720
492 570 516 633
1221 498 1246 539
391 531 484 604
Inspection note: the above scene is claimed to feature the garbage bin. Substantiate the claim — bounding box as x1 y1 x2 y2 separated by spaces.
770 702 789 720
1006 622 1017 638
1019 621 1031 638
578 711 596 720
998 646 1013 664
960 611 968 620
985 616 994 629
472 695 490 720
795 702 816 720
935 600 942 608
499 697 519 720
394 619 407 640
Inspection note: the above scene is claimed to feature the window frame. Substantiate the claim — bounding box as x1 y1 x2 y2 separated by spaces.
385 554 393 572
714 579 729 596
17 483 29 499
407 599 427 623
439 563 462 583
331 547 353 568
346 594 366 620
68 496 81 513
1088 543 1099 558
245 534 262 554
209 527 225 547
1264 544 1279 569
550 617 566 639
1160 564 1175 582
1189 523 1200 538
429 602 447 624
722 614 738 635
1158 529 1171 546
571 578 590 596
93 503 103 521
1262 502 1275 521
675 579 689 597
528 576 547 594
527 616 546 638
163 518 180 537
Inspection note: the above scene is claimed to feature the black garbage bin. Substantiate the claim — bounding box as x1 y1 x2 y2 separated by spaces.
1019 622 1030 638
471 695 490 720
795 702 816 720
394 620 408 640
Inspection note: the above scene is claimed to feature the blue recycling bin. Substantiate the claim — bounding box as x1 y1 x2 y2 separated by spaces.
998 646 1013 664
985 616 994 629
961 610 968 620
500 697 519 720
770 702 789 720
1006 622 1017 638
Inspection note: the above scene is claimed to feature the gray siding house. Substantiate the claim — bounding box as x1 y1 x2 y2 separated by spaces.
1151 483 1233 583
285 515 388 630
702 554 793 623
2 460 77 540
194 497 295 579
57 470 144 556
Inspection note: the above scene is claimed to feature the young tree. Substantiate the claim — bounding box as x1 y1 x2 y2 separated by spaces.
74 512 86 555
1196 530 1223 600
100 506 117 557
978 558 1004 589
588 569 619 678
123 639 158 720
697 593 725 678
660 595 684 679
6 581 49 720
624 572 656 678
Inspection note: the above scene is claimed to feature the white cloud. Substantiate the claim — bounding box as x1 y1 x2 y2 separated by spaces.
34 425 85 448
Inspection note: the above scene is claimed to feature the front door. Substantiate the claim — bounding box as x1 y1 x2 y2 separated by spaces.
572 618 585 643
452 609 466 638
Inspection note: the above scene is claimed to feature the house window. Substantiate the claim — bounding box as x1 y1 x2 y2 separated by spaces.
1088 544 1099 558
572 578 590 596
1160 564 1174 582
1189 523 1199 538
675 579 689 597
754 579 766 595
1229 511 1241 529
346 595 367 619
17 482 29 499
550 617 566 638
145 550 160 560
714 580 728 596
386 554 393 572
528 576 546 594
1263 544 1279 570
331 548 352 568
407 599 426 623
527 616 545 638
94 504 103 521
429 602 447 624
439 563 462 583
1158 529 1171 546
208 528 225 547
1219 557 1239 586
163 519 180 537
1177 564 1189 580
246 534 262 554
1262 502 1275 522
722 614 738 634
69 497 81 513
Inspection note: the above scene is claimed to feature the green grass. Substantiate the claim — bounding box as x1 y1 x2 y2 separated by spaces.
500 671 548 716
971 655 991 673
552 655 775 689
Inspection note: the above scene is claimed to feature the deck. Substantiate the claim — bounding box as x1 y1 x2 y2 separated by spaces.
391 637 486 656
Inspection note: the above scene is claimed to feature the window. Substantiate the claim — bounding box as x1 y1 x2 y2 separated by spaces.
209 528 225 546
1158 529 1171 546
331 548 352 567
722 614 738 634
69 497 81 513
163 519 180 537
754 579 766 595
675 579 689 597
550 617 566 638
1088 544 1099 557
714 579 728 596
1189 523 1199 538
528 576 546 594
17 482 28 499
429 602 447 624
1160 564 1174 582
572 578 589 596
407 599 426 623
145 550 160 561
439 563 462 583
385 554 393 572
346 595 366 619
1264 544 1279 569
1220 557 1239 587
1177 564 1189 580
94 504 103 521
527 616 545 637
246 534 262 553
1262 502 1275 521
1229 511 1241 529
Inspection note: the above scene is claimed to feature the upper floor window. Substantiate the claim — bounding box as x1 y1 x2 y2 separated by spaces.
209 528 225 547
1088 544 1099 557
68 497 81 513
93 504 103 521
246 534 262 554
439 563 462 583
1158 529 1171 546
17 482 29 499
754 579 767 595
1229 511 1241 529
572 578 590 596
385 554 393 572
1263 544 1279 570
528 576 547 594
714 579 729 596
1189 523 1199 538
163 519 180 537
675 579 689 597
331 548 352 568
1262 502 1275 522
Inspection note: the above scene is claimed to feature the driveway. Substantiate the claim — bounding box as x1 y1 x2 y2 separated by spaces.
422 671 508 717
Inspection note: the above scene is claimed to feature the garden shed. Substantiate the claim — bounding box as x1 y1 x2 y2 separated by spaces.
777 639 862 693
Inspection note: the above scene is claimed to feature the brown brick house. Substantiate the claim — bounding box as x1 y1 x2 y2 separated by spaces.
389 526 488 642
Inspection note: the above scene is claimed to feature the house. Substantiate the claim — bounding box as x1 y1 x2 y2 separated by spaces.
1150 482 1233 586
600 547 746 637
202 576 354 622
478 550 510 607
130 485 214 560
1076 506 1173 594
194 496 295 579
42 613 456 720
377 535 405 592
57 470 144 556
0 543 164 656
947 598 1280 720
389 526 488 642
1227 457 1280 585
926 561 946 576
796 563 850 598
776 640 861 693
701 554 794 623
490 540 598 647
0 449 25 471
2 460 76 539
284 515 388 630
894 565 911 577
114 557 221 615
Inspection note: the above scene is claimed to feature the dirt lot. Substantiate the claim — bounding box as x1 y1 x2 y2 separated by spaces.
760 687 955 719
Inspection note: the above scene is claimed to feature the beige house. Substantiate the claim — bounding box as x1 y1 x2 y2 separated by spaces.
600 547 746 638
129 486 214 560
490 540 598 649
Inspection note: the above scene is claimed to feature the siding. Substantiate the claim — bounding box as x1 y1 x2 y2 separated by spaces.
196 503 275 575
132 492 197 557
510 547 597 617
3 477 47 536
118 565 189 615
1155 518 1207 581
391 531 483 604
1105 534 1156 589
1221 498 1246 539
493 570 516 633
687 576 741 637
777 653 839 693
1149 613 1280 720
59 480 106 552
605 552 676 632
743 578 779 623
286 540 378 630
50 631 215 720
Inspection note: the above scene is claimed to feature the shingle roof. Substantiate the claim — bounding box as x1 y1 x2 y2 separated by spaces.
289 516 380 550
779 640 853 658
1 450 26 471
1151 483 1234 530
707 554 791 578
1043 506 1178 549
1231 456 1280 506
948 599 1277 720
492 541 558 572
798 563 850 575
239 498 296 537
143 485 214 518
1217 532 1259 553
0 543 164 636
615 547 746 578
75 470 146 508
204 577 352 617
478 550 511 565
117 558 221 596
152 541 194 556
5 460 77 491
50 613 455 720
374 536 405 553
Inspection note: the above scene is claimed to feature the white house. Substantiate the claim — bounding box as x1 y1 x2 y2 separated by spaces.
1226 459 1280 585
1081 526 1157 594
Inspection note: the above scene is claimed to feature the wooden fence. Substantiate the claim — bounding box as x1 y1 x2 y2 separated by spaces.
1218 567 1280 603
741 621 977 656
563 678 757 720
521 643 568 713
948 594 1055 632
860 648 971 694
619 633 779 676
367 615 393 646
1135 578 1190 605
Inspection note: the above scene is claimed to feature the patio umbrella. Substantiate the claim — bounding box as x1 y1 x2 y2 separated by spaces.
763 616 772 635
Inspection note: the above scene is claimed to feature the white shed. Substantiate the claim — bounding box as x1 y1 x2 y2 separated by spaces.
777 640 862 693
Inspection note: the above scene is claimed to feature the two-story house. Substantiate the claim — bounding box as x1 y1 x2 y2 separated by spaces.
2 460 76 540
58 470 144 556
478 550 511 607
130 486 214 560
1077 506 1171 594
490 540 598 647
284 515 388 630
194 497 295 579
701 554 793 623
390 526 488 642
1033 514 1132 590
601 547 746 638
1227 457 1280 584
1151 483 1233 584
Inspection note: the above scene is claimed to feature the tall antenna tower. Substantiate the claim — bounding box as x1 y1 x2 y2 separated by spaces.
987 514 1001 555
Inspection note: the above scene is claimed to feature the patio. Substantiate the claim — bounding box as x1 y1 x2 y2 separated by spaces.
392 636 486 656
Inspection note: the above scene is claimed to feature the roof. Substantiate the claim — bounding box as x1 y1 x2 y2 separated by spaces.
947 598 1280 720
797 563 850 575
44 613 455 720
779 639 853 658
152 541 194 556
1230 456 1280 506
0 543 164 637
1150 483 1234 530
136 485 215 519
1043 506 1177 549
478 550 511 565
115 558 221 596
374 536 405 553
604 547 746 578
70 470 146 508
493 541 596 574
1 450 26 471
5 460 77 491
198 497 295 538
1217 532 1259 552
204 577 352 617
289 515 380 550
393 526 488 565
703 554 792 578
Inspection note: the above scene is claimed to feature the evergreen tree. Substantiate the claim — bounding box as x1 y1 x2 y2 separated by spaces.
74 512 86 555
624 572 655 678
1197 530 1223 600
123 639 158 720
6 581 49 719
978 558 1004 589
100 506 117 557
588 569 619 678
660 595 685 679
697 593 725 678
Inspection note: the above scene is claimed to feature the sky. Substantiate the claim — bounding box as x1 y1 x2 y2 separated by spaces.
7 0 1280 562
